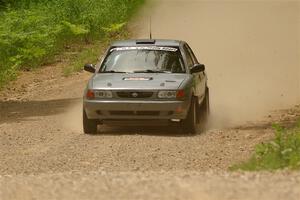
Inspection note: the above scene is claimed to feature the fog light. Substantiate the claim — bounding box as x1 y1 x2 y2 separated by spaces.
176 106 183 113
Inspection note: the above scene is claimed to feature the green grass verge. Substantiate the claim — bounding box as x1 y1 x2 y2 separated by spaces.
62 44 101 77
231 119 300 171
0 0 145 88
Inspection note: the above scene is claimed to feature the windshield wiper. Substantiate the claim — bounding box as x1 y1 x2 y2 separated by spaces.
101 70 126 73
133 69 167 73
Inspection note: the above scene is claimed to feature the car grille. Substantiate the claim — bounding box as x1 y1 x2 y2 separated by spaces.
109 111 160 116
116 91 154 98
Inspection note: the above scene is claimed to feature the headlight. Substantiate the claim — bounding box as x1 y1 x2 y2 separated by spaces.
95 90 113 98
158 90 186 99
86 90 113 99
158 91 177 99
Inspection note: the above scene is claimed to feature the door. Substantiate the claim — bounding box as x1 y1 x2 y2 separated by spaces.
183 44 205 102
185 44 206 102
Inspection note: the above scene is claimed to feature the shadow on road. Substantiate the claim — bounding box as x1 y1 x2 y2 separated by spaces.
94 124 197 137
0 98 81 124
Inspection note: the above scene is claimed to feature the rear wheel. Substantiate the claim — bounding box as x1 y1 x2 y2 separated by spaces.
83 110 98 134
183 97 197 134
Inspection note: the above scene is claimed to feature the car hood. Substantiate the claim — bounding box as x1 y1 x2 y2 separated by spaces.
91 73 188 90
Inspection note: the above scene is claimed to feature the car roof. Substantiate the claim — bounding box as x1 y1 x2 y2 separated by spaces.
111 39 184 47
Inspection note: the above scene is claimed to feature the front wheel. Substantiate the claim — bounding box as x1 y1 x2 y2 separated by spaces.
183 97 197 134
83 110 98 134
198 87 210 131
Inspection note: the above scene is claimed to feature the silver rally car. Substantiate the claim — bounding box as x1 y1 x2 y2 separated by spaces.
83 39 209 134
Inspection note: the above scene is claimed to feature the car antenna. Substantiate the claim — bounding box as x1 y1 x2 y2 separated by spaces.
149 17 152 39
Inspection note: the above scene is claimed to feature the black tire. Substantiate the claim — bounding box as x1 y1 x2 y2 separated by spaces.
183 97 197 134
83 110 98 134
198 87 210 131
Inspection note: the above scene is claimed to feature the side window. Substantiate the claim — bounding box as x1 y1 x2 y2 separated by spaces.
183 44 194 68
186 44 199 64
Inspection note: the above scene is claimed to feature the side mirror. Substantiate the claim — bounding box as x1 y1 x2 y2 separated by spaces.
84 64 96 73
190 64 205 74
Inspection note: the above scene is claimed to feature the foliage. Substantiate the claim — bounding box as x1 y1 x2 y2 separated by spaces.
0 0 144 88
63 28 130 77
231 120 300 171
63 42 102 77
102 22 127 37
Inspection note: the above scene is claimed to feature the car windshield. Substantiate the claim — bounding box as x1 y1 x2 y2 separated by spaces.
99 47 185 73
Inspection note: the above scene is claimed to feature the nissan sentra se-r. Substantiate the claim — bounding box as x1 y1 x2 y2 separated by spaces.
83 39 210 134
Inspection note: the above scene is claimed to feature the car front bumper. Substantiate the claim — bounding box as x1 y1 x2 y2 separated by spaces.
83 99 190 120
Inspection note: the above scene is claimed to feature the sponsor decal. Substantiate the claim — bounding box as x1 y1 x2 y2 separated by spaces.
123 77 153 81
111 46 178 52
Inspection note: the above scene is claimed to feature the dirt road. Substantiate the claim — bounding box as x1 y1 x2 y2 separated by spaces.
1 0 300 200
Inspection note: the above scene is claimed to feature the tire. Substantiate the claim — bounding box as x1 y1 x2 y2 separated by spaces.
198 87 210 131
83 110 98 134
183 97 197 134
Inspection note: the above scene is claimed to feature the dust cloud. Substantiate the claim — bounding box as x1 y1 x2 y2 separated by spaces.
131 0 300 127
61 101 83 133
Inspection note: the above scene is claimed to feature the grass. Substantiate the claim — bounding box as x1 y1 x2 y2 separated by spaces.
62 45 101 77
231 119 300 171
0 0 145 88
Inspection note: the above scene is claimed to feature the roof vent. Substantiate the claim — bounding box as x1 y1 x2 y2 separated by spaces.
136 39 156 44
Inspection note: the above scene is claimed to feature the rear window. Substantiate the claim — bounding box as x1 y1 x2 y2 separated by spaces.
99 46 185 73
